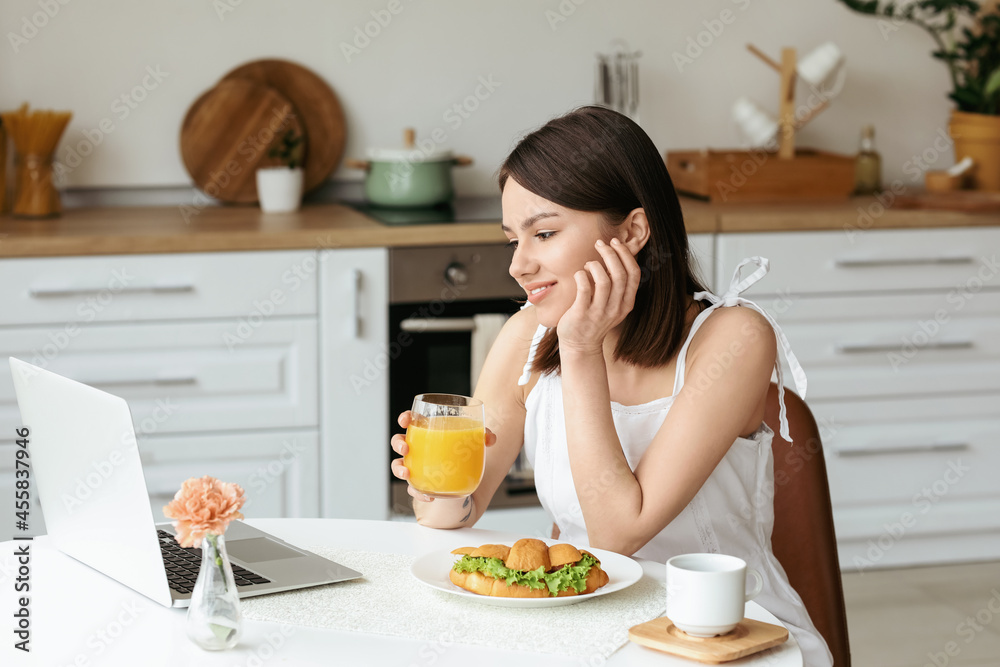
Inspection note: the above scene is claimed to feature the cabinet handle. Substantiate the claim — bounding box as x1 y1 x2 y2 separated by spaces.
399 317 476 333
835 340 975 354
348 269 362 339
833 256 975 269
29 284 196 298
83 376 197 388
837 441 971 458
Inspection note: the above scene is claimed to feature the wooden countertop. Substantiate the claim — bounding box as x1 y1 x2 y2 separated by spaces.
709 198 1000 233
0 196 996 258
0 203 506 258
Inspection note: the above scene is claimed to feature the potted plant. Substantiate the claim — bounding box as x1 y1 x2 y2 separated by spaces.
256 129 305 212
838 0 1000 190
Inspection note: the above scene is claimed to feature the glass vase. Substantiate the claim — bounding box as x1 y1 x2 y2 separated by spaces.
186 533 242 650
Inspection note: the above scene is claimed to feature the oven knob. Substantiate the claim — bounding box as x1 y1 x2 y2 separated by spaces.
445 262 469 287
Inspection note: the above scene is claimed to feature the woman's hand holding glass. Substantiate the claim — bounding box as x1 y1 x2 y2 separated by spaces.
557 237 642 355
390 394 498 502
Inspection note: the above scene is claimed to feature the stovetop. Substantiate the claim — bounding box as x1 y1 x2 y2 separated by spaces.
345 197 503 225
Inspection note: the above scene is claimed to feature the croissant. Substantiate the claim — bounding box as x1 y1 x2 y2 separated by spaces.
449 538 610 598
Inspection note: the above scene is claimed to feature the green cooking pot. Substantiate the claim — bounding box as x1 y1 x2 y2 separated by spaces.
345 148 474 208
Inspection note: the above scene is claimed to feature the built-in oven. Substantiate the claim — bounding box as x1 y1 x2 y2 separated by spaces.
387 243 540 516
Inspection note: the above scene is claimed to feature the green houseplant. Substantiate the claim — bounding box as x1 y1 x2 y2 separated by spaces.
838 0 1000 189
268 129 305 169
256 130 305 213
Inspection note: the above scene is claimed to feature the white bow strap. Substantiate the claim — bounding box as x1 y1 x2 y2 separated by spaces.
696 256 771 308
518 322 548 386
692 256 808 443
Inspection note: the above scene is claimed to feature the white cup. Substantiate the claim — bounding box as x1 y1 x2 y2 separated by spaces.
666 553 764 637
797 41 844 92
731 97 778 148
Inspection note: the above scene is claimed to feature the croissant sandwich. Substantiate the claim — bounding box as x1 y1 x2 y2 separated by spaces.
449 538 610 598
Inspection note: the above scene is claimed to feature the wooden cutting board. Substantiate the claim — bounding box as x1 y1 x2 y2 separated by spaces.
180 78 304 204
221 59 347 195
893 191 1000 212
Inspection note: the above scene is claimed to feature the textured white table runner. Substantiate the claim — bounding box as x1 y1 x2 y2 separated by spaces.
241 547 666 660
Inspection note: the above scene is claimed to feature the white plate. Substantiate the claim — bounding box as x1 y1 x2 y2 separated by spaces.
410 543 644 608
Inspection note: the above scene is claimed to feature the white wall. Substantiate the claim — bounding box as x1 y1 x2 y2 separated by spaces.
1 0 955 195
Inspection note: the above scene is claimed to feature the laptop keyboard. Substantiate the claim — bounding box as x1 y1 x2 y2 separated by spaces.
157 530 272 595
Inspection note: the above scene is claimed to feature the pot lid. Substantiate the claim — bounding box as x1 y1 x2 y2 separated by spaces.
366 147 455 162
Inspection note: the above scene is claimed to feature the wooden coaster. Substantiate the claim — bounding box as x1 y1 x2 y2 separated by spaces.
628 616 788 664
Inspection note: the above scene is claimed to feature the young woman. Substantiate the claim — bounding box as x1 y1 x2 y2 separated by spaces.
390 106 831 667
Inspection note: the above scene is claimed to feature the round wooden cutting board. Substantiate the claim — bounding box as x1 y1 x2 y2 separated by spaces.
221 59 347 195
180 78 304 203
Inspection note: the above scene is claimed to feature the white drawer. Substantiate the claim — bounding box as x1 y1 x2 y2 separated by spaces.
823 417 1000 507
776 315 1000 400
834 498 1000 548
759 290 1000 325
0 250 318 325
717 228 1000 295
139 430 320 522
807 393 1000 430
1 319 317 435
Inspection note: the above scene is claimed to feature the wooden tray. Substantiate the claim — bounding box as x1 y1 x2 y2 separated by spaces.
629 616 788 664
222 59 347 197
180 78 304 204
665 148 855 202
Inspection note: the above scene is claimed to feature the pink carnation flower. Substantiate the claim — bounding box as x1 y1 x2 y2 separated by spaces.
163 476 245 548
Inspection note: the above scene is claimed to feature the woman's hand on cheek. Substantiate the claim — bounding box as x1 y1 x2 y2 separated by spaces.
556 238 641 355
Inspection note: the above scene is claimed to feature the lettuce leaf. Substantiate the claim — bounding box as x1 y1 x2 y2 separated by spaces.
452 553 599 596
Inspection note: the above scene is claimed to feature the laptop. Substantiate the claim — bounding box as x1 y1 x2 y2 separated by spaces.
8 357 362 608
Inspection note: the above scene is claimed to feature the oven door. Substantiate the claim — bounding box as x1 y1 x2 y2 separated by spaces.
388 298 539 514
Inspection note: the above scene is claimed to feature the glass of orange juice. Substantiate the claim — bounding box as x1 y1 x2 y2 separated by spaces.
403 393 485 499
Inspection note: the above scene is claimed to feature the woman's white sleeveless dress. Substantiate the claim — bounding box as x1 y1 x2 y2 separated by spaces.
517 257 833 667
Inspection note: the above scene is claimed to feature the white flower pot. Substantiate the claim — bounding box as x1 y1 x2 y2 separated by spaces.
256 167 303 213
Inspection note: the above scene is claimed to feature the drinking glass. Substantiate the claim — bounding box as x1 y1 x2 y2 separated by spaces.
403 393 485 498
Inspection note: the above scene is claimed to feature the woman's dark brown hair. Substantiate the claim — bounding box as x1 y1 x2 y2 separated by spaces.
498 105 708 375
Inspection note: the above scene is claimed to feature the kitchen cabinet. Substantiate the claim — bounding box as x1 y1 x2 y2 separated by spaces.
0 251 318 323
717 226 1000 570
0 320 318 435
318 247 390 520
0 250 324 536
142 431 321 523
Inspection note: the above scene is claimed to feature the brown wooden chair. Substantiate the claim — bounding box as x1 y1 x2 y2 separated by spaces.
765 382 851 666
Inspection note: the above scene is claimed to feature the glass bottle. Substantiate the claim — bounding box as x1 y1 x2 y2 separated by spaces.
186 533 242 650
854 125 882 195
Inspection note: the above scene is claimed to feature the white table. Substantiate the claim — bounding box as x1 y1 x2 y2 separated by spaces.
1 519 802 666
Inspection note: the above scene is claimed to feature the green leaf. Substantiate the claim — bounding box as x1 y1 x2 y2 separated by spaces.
210 621 237 642
452 553 600 597
985 66 1000 100
949 87 984 112
837 0 882 16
